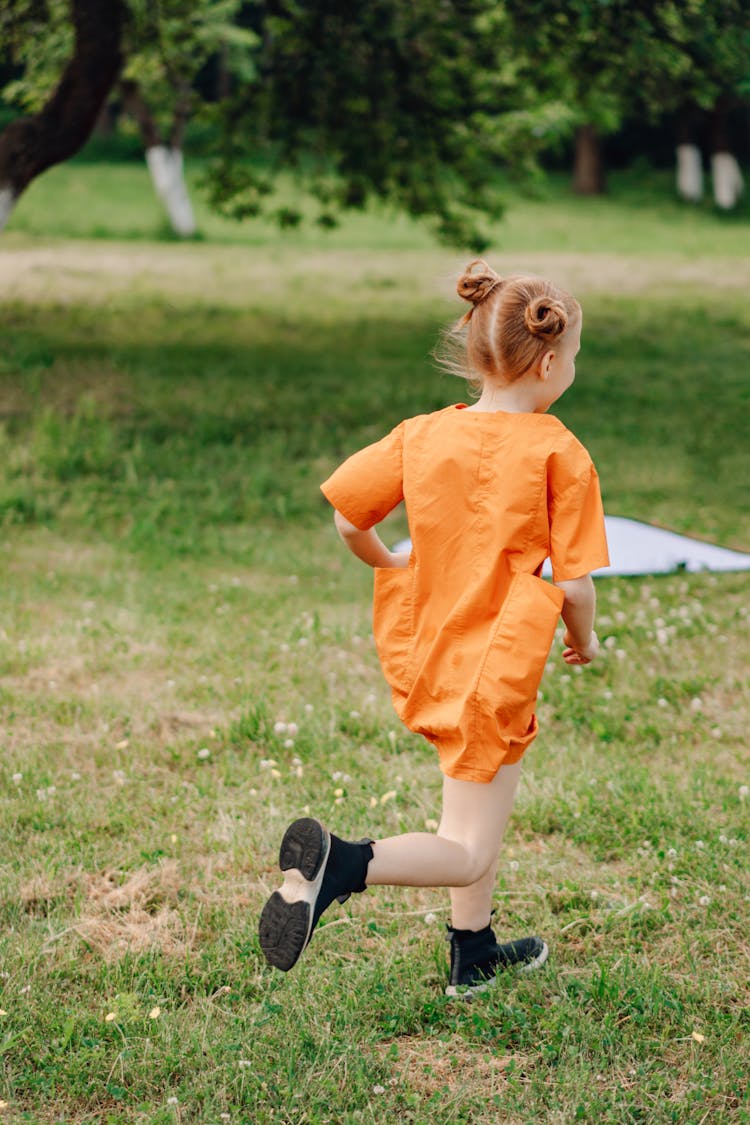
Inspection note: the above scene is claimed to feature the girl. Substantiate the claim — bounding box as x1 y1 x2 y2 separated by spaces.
259 261 609 997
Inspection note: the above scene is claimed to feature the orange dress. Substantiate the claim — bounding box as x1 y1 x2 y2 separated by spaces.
321 405 609 782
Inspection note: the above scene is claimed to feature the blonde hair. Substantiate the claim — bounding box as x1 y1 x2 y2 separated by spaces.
437 260 581 387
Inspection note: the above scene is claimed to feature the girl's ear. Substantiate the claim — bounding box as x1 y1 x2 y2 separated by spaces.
538 350 555 381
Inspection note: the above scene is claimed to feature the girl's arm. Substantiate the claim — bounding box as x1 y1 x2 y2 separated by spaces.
554 574 599 665
333 510 409 569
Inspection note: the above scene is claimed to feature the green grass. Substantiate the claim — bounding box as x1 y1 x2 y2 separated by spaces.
5 154 750 255
0 166 748 1123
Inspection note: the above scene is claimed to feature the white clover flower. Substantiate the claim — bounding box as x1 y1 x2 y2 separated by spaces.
425 818 438 831
12 773 22 784
657 698 668 708
283 739 295 749
656 629 668 645
719 834 728 844
372 1085 386 1095
270 769 282 779
273 721 287 735
667 848 677 858
508 860 520 872
238 1060 251 1069
739 785 749 802
690 697 702 713
167 1096 179 1106
698 895 710 906
604 635 617 649
304 703 314 714
380 790 397 804
333 788 344 798
197 749 210 760
287 723 299 736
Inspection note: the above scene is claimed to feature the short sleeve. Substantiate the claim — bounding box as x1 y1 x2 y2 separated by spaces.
547 436 609 581
320 422 405 530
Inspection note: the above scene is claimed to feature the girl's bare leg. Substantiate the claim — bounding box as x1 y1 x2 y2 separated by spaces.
365 760 522 929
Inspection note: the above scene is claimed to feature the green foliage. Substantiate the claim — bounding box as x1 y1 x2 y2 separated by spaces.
502 0 750 135
121 0 257 140
0 0 72 113
206 0 573 249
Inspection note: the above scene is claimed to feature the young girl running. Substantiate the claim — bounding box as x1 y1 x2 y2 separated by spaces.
259 261 609 996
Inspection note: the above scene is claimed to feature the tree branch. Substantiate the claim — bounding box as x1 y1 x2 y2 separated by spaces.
0 0 126 200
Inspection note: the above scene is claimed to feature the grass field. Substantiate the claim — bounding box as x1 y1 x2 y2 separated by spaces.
0 161 748 1124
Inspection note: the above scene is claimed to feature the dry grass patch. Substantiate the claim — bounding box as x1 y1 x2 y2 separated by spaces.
34 861 196 961
374 1033 526 1099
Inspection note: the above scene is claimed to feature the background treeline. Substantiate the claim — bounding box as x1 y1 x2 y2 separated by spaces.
1 0 748 245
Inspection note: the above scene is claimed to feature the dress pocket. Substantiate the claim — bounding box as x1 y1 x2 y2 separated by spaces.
472 572 565 741
372 566 415 697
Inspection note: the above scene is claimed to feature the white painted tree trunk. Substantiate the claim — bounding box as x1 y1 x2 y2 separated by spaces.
676 144 703 202
145 145 196 237
711 152 744 210
0 185 17 233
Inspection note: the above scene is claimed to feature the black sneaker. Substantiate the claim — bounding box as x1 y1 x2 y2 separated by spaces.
445 925 548 998
258 817 372 972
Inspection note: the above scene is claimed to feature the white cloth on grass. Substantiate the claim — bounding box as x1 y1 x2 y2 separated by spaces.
394 516 750 578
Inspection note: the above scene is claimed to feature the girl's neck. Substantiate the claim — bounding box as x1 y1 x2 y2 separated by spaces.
467 378 540 415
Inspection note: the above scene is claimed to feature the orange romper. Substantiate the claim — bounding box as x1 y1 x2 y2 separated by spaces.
321 405 609 783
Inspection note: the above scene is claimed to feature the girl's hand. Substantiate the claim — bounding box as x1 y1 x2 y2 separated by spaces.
562 629 599 665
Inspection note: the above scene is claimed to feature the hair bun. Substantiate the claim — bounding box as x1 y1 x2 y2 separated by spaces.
457 259 502 308
524 296 568 338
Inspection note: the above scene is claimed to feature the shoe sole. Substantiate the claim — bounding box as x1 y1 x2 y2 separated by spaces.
258 818 330 972
444 939 549 999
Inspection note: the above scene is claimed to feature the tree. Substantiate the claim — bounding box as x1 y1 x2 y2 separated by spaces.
0 0 126 231
502 0 750 204
3 0 568 246
632 1 750 209
206 0 574 248
118 0 256 236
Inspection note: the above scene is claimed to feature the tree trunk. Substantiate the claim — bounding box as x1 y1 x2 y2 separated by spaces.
146 147 197 237
710 104 744 210
675 108 703 202
676 145 703 202
0 0 126 232
121 79 197 238
573 124 605 195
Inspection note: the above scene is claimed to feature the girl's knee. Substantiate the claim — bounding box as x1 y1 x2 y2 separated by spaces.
438 832 495 884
